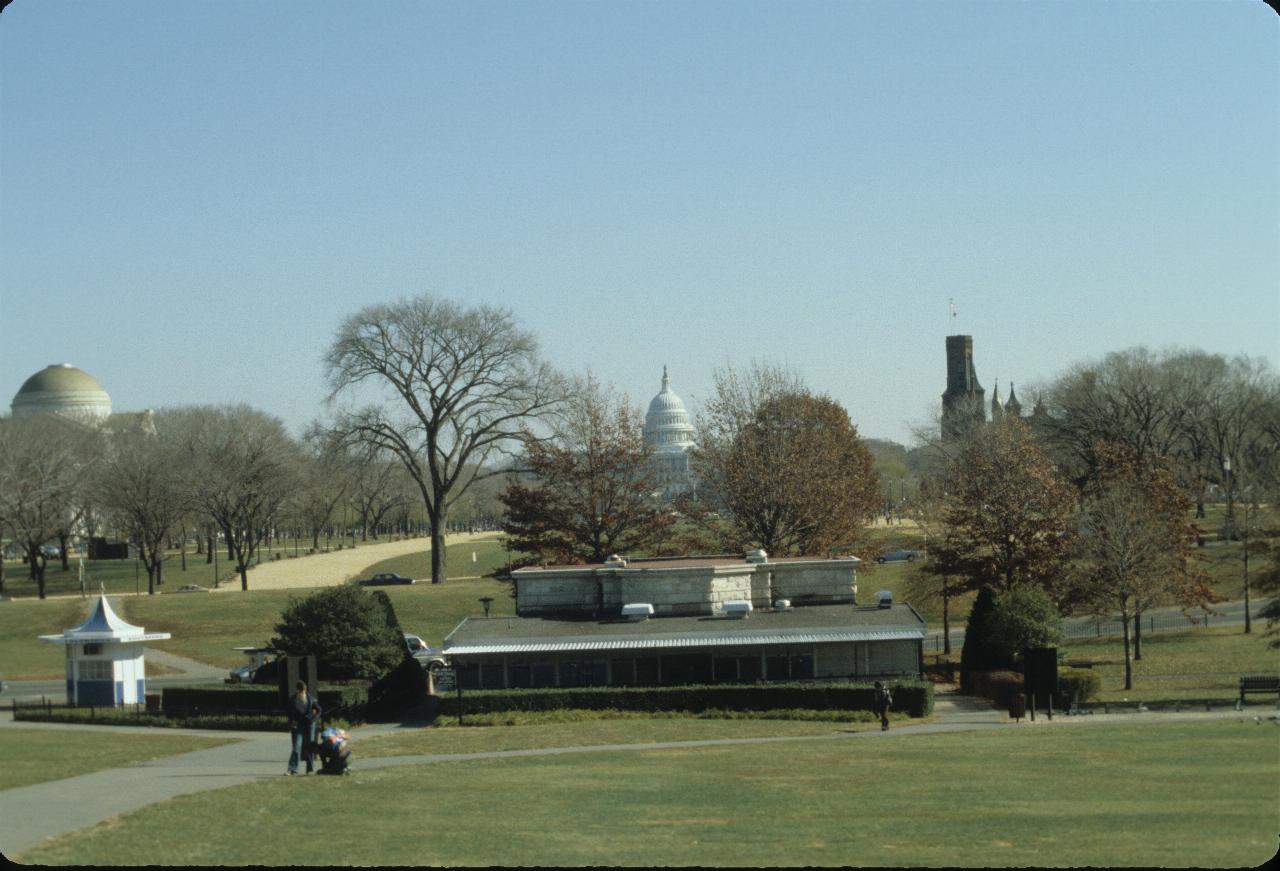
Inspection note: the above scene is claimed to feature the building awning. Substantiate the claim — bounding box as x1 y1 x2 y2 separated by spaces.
446 628 924 657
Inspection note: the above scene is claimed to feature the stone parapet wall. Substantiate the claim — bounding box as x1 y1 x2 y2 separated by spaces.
767 561 857 605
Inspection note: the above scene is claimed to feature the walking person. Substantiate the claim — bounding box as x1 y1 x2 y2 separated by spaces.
286 680 322 775
874 680 892 731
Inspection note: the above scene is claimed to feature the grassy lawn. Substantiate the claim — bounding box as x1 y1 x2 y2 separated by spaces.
359 715 876 758
17 719 1278 867
1060 627 1280 703
0 598 96 679
0 728 238 791
358 535 513 583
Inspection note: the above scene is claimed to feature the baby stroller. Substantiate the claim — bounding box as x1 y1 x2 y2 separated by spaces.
315 709 353 775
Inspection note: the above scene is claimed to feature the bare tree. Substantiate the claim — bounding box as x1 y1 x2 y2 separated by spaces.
325 295 565 583
1075 447 1209 689
349 452 413 541
93 413 193 594
293 423 358 551
0 416 101 598
175 405 299 591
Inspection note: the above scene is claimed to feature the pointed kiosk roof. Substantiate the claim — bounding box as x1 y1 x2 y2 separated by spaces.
39 596 171 645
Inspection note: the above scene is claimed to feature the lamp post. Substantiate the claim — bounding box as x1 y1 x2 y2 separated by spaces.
1223 457 1235 542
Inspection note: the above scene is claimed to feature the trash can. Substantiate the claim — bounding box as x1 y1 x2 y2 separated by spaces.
145 692 162 714
1009 692 1026 721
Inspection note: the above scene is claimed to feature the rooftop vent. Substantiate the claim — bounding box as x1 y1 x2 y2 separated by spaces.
775 598 792 611
723 600 753 618
877 590 893 609
621 603 654 621
604 554 628 569
745 549 768 564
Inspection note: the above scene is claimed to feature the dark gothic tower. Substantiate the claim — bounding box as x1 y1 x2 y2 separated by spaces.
941 335 986 440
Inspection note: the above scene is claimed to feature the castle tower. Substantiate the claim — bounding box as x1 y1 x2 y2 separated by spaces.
941 335 986 440
1005 382 1023 418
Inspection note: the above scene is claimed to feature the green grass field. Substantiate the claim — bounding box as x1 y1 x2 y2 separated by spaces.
0 728 238 791
16 719 1279 867
1060 627 1280 702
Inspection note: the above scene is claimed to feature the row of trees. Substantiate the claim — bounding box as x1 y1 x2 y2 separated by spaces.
914 407 1274 689
0 406 428 597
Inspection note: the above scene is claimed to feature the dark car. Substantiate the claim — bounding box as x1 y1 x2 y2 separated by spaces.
876 549 921 564
358 572 416 586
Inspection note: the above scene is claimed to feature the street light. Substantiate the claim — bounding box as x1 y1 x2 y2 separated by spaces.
1223 457 1236 542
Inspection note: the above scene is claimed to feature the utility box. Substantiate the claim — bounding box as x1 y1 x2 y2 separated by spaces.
278 655 318 704
1023 647 1058 710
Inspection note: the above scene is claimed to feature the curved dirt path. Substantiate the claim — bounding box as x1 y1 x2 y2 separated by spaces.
218 532 500 592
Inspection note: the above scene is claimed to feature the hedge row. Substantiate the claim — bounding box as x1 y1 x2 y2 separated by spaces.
439 680 934 718
162 683 368 718
970 668 1102 709
12 706 292 731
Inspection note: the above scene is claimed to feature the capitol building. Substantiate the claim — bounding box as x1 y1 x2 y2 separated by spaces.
643 367 697 498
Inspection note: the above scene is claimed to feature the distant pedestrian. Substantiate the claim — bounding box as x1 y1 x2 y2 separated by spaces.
286 680 322 775
874 681 892 731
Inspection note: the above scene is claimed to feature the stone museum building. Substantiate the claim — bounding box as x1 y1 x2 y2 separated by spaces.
443 551 927 690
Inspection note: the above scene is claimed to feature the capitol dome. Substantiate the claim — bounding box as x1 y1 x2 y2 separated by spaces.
644 367 696 453
643 367 696 497
11 364 113 420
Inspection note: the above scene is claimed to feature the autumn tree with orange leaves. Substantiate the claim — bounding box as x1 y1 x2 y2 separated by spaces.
712 391 880 556
500 377 670 565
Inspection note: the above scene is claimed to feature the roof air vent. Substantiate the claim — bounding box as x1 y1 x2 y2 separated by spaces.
724 600 753 618
745 549 768 564
621 603 654 621
877 590 893 609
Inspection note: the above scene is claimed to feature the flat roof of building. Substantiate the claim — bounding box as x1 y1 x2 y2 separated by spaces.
513 554 861 573
444 602 924 656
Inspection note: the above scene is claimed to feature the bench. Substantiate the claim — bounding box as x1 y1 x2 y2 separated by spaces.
1238 675 1280 703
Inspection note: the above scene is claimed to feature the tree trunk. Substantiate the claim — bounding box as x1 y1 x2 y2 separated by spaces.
59 532 70 572
1243 543 1252 633
1121 613 1133 690
206 534 214 564
942 580 952 656
1133 612 1143 661
430 508 447 584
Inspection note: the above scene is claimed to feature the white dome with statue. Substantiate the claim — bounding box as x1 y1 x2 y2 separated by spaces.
643 367 696 497
644 366 696 453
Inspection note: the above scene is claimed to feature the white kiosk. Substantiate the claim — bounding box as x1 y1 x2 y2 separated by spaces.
39 596 171 706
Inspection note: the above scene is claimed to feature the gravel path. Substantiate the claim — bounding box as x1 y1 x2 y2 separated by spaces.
217 532 499 591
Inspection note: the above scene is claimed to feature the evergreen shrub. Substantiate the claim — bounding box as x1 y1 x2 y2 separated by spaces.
1057 667 1102 706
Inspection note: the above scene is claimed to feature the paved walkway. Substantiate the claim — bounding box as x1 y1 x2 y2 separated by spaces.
3 686 1275 859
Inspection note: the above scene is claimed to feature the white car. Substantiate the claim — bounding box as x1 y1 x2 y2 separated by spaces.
403 633 448 669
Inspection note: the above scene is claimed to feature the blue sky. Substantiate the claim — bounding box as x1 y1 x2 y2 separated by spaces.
2 0 1276 445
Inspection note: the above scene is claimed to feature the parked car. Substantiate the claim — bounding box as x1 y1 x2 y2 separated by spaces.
876 549 921 564
170 584 210 593
404 633 448 669
358 572 416 586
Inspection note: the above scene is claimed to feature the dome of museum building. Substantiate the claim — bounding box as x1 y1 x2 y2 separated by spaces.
644 367 695 453
11 364 113 420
